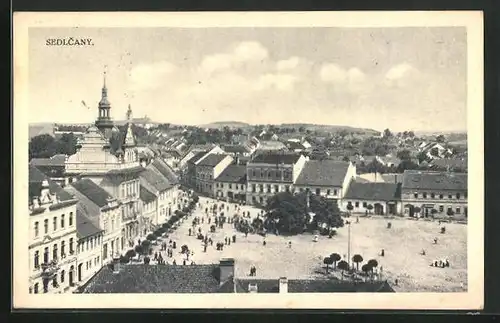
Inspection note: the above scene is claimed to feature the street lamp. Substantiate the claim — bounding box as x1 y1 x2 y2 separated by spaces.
346 220 351 270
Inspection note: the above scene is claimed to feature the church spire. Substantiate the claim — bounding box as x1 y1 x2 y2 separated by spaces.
95 67 114 136
126 104 133 121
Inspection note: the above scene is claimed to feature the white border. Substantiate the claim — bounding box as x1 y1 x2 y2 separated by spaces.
13 11 484 310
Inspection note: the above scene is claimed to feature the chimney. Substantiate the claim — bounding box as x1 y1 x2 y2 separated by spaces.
248 283 258 293
279 277 288 293
219 258 235 285
112 252 122 274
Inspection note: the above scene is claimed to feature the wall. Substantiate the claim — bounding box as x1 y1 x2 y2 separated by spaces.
29 201 78 294
401 188 468 217
341 199 402 215
76 233 103 286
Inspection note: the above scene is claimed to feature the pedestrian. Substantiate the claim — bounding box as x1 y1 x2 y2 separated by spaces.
189 228 192 236
380 249 385 257
263 239 266 246
433 237 438 244
183 259 186 266
395 279 399 286
224 237 228 245
173 259 177 265
204 244 207 252
232 235 236 243
288 241 292 248
228 240 231 246
202 217 204 224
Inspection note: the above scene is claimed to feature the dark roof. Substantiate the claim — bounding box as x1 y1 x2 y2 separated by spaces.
70 179 114 208
287 141 306 150
250 153 302 165
151 159 179 184
29 165 74 201
223 145 250 154
234 279 394 293
215 165 247 183
76 210 104 239
140 168 172 192
188 151 209 164
140 185 157 203
78 264 224 293
30 154 66 167
344 182 402 201
430 158 468 170
295 160 350 187
402 170 467 191
381 174 404 184
197 154 230 167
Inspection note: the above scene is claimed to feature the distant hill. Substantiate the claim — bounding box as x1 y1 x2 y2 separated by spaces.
279 123 380 135
200 121 251 129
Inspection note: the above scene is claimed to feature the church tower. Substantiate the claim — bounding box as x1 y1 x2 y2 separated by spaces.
95 69 114 138
126 104 133 121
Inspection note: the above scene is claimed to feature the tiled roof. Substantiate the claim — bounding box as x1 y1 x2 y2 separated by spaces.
223 145 250 153
70 179 114 208
234 279 394 293
188 151 209 164
76 210 104 239
151 158 179 184
344 182 402 201
140 185 157 203
79 264 225 293
381 174 404 184
140 168 172 192
430 158 467 170
250 153 301 165
402 170 467 191
295 160 350 187
29 165 74 201
197 154 229 167
215 165 247 183
30 154 66 167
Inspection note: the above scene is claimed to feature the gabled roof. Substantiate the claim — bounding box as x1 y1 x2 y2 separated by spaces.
344 182 402 201
29 165 74 201
30 154 66 167
139 167 172 192
78 264 224 293
197 154 230 167
222 145 251 154
295 160 350 187
140 185 157 203
215 165 247 183
188 151 209 165
70 179 115 208
430 158 467 170
76 210 104 239
249 153 301 165
150 158 179 184
402 170 467 191
234 279 394 293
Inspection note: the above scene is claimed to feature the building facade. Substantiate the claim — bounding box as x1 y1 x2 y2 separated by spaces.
29 175 79 294
246 153 307 206
195 154 234 196
214 164 247 201
401 170 468 218
342 182 402 215
75 213 104 286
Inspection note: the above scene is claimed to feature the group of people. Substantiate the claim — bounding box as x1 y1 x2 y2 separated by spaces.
430 258 450 268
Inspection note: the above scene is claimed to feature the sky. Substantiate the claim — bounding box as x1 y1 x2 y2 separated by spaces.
28 27 467 132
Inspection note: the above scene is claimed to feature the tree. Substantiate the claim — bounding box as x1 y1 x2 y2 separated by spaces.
396 149 412 161
342 156 350 162
29 134 57 159
352 254 364 271
383 128 392 139
309 195 344 231
367 259 378 274
346 203 354 214
408 131 415 138
366 204 374 214
436 135 446 143
337 260 349 277
330 253 341 269
430 147 440 157
323 257 334 273
361 264 372 280
397 160 419 172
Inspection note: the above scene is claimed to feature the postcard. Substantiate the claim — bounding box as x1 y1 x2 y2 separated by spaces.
13 11 483 309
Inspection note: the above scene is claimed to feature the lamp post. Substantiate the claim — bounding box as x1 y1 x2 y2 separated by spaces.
346 220 351 270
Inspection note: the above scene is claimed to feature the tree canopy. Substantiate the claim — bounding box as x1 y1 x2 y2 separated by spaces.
264 191 344 235
29 133 78 160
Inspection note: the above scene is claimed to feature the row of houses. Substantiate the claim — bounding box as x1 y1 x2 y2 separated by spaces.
183 150 468 218
27 78 182 295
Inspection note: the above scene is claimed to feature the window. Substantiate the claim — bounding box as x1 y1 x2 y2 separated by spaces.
267 185 271 193
439 205 444 212
447 207 452 214
34 251 39 269
121 186 125 198
413 193 418 198
316 188 321 195
363 202 367 207
90 238 94 249
439 194 444 199
327 189 331 195
229 184 232 189
431 193 435 198
252 196 256 202
61 214 65 229
53 217 57 231
423 193 427 198
448 194 452 199
103 244 108 260
52 244 58 260
334 189 338 195
355 202 359 208
456 207 461 214
252 170 256 177
286 186 290 193
465 192 468 198
60 270 65 283
69 212 73 226
86 240 89 251
61 240 65 257
86 262 89 270
97 256 100 264
456 193 461 199
259 184 263 192
43 247 49 264
43 279 49 293
34 222 39 238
